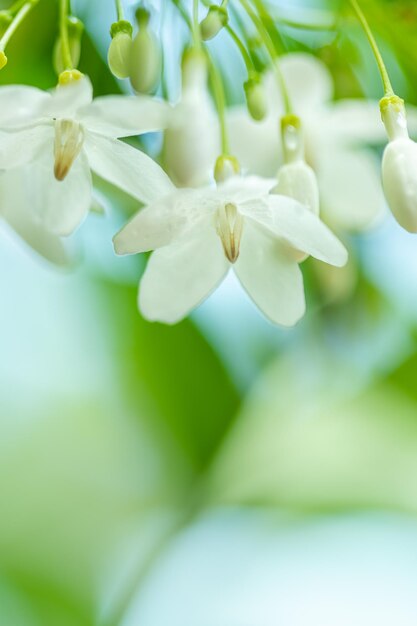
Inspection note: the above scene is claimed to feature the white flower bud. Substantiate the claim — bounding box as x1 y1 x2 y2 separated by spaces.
273 115 320 262
53 17 84 76
129 9 161 94
163 49 219 187
380 95 417 233
200 6 228 41
244 75 268 121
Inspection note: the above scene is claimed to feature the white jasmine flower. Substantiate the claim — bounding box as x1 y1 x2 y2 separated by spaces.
113 176 347 326
380 95 417 233
0 75 173 235
162 49 219 187
228 53 393 232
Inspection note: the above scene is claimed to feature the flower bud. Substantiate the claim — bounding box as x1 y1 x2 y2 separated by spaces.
129 9 161 94
53 16 84 75
380 95 417 233
108 20 133 79
0 50 7 70
244 75 267 121
200 5 228 41
273 115 320 262
214 155 240 183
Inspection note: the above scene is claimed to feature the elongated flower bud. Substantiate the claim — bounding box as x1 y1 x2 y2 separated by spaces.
53 16 84 75
163 49 219 187
200 5 228 41
380 95 417 233
129 9 161 94
274 115 320 262
244 74 267 121
108 21 133 79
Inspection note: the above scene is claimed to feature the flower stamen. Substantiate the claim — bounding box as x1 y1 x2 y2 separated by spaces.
54 118 84 181
216 202 243 263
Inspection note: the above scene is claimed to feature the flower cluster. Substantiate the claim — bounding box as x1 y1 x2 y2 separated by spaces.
0 0 415 327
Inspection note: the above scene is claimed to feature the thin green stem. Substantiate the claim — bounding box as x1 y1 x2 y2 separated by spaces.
349 0 393 96
7 0 27 15
0 0 37 50
225 24 254 74
115 0 124 21
192 0 201 50
59 0 73 70
207 52 229 154
239 0 292 114
171 0 192 28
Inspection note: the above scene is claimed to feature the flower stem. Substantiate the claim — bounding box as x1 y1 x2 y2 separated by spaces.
348 0 393 96
238 0 292 114
115 0 124 21
59 0 73 70
192 0 201 50
0 0 37 50
225 24 254 74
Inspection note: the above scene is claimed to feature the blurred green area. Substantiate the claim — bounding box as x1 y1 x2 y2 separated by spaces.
1 0 417 625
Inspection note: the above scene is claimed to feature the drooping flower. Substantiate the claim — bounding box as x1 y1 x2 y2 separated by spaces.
0 74 173 235
228 53 394 232
162 49 220 188
380 95 417 233
113 176 347 326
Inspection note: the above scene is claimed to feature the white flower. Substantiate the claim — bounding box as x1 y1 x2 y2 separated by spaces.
228 53 394 232
113 176 347 326
0 75 174 235
162 50 219 187
380 95 417 233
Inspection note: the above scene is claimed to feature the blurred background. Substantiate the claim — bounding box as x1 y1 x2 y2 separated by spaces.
2 0 417 624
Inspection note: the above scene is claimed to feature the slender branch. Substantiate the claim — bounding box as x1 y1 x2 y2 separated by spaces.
0 0 37 50
192 0 201 50
225 24 254 74
349 0 393 96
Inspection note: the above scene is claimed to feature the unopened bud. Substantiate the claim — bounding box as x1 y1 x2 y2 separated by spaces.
200 5 228 41
380 95 417 233
244 75 267 121
129 11 160 94
108 31 132 79
53 16 84 75
214 155 240 183
0 50 7 70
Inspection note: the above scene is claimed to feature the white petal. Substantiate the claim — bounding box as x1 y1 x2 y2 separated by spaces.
32 147 92 235
77 95 171 137
139 227 229 324
227 107 281 177
43 76 93 118
0 169 70 264
264 53 333 115
218 175 277 204
318 145 385 231
113 189 215 255
84 132 175 204
234 222 305 326
0 86 51 127
241 195 348 267
0 124 52 169
324 99 385 145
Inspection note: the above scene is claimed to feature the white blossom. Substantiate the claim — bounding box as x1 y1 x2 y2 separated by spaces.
0 75 174 236
113 176 347 326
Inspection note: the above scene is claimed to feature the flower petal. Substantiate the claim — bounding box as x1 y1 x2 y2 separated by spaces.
43 76 93 118
84 132 175 203
0 169 70 265
234 222 305 326
77 95 171 137
264 53 333 115
240 195 348 267
0 86 51 127
318 145 385 232
0 124 52 169
113 189 215 255
219 175 278 204
139 227 229 324
32 147 92 236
